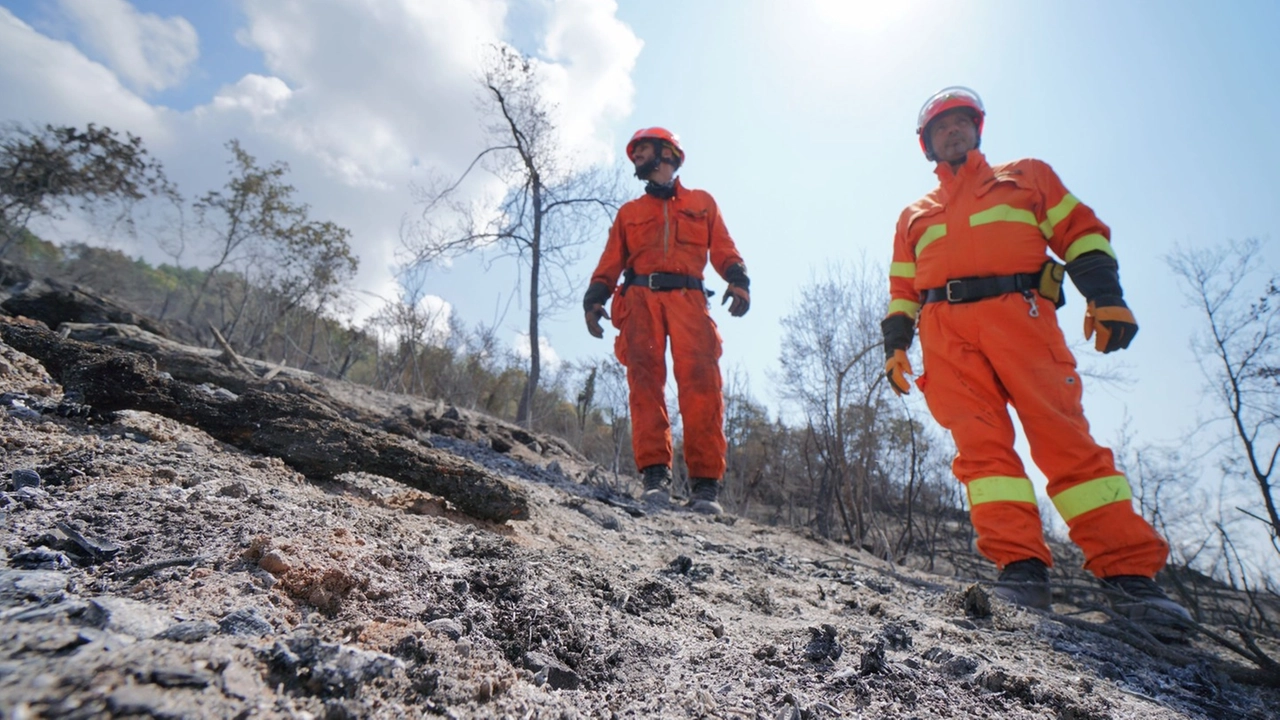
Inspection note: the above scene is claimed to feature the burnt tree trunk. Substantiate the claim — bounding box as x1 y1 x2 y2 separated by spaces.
0 317 529 522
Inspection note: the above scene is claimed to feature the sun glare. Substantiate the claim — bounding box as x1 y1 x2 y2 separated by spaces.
812 0 920 33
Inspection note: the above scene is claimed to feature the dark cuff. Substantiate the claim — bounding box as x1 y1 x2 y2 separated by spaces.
1065 251 1123 303
881 314 915 359
724 263 750 291
583 281 611 312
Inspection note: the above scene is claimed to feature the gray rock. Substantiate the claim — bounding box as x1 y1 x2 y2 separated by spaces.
107 684 175 717
0 570 70 607
220 661 264 700
218 608 274 637
10 469 40 490
8 599 89 623
265 635 404 698
156 620 218 643
9 548 71 571
84 597 170 639
524 650 580 690
425 618 464 640
6 405 41 422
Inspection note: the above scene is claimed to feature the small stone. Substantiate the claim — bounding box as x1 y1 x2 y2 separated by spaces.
425 618 463 641
523 651 579 690
218 608 273 637
85 597 169 639
10 469 40 490
218 482 249 499
156 620 218 643
221 661 263 700
258 551 291 576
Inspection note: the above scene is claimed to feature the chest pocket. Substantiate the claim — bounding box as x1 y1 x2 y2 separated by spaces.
623 215 661 255
675 207 709 247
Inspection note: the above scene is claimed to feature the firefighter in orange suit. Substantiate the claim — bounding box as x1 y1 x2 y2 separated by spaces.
881 87 1190 626
583 127 750 515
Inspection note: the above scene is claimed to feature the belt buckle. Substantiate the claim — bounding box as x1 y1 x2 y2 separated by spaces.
945 279 962 303
647 274 661 290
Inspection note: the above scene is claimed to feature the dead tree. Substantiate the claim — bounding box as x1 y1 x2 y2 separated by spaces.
1168 239 1280 558
403 45 621 427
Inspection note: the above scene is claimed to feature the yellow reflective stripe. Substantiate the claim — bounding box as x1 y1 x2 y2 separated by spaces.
890 262 916 279
1051 475 1132 523
1046 193 1080 229
969 204 1038 228
967 476 1037 506
915 224 947 256
1064 233 1116 262
887 299 921 319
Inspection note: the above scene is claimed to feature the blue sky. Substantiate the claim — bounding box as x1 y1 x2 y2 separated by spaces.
1 1 1277 538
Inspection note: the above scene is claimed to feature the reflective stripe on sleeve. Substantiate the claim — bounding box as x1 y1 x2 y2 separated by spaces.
887 299 921 319
1039 193 1081 240
969 204 1038 229
890 262 916 279
1050 475 1132 523
915 224 947 257
967 476 1038 507
1064 234 1116 262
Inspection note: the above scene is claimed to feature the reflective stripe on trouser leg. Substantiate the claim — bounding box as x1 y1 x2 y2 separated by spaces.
667 289 726 479
615 288 673 471
978 293 1169 578
965 475 1052 568
916 307 1052 567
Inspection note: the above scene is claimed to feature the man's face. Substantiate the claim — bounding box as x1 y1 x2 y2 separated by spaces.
630 140 672 169
927 109 979 163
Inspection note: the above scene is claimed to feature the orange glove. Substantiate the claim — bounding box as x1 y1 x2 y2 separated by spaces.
585 305 610 338
1084 301 1138 353
885 349 913 396
721 285 750 317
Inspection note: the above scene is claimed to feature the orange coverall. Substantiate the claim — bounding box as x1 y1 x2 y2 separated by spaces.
590 179 745 479
887 151 1168 578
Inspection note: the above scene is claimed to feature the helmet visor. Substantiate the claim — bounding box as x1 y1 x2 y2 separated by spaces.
917 86 985 134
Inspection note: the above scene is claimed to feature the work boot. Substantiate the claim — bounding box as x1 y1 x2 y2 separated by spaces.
991 558 1052 610
687 478 723 515
1099 575 1193 631
640 465 672 505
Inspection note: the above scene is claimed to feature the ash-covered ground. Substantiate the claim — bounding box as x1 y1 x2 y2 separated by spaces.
1 335 1277 719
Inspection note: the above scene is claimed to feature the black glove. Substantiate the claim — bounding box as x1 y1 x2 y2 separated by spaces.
583 281 611 339
880 314 916 395
880 313 915 360
721 263 751 317
1067 252 1138 352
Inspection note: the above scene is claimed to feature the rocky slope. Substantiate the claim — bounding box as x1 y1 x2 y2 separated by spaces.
0 319 1278 719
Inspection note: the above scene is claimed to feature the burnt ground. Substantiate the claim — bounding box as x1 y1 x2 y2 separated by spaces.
0 331 1278 719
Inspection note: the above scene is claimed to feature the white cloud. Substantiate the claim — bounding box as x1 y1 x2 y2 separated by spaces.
514 332 562 370
57 0 199 94
0 0 641 327
538 0 643 165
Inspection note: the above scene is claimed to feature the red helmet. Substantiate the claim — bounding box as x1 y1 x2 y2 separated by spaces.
626 127 684 167
916 86 985 160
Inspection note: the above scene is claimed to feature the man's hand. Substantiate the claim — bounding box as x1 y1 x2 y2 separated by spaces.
1083 299 1138 353
585 304 610 338
885 349 913 396
582 281 613 338
722 285 750 317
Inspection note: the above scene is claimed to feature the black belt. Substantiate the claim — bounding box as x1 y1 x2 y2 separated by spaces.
626 272 704 291
921 272 1040 304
